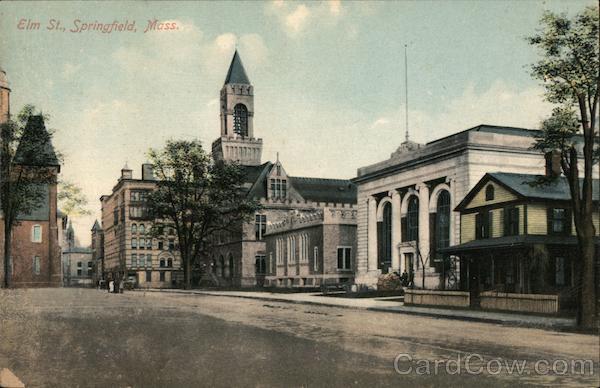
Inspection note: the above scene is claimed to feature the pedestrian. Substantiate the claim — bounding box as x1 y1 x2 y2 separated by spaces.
109 280 114 293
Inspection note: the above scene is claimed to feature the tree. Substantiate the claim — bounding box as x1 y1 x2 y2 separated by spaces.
146 140 260 289
1 105 60 288
58 180 90 217
528 6 599 328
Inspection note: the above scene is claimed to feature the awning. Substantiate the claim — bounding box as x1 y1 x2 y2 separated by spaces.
439 234 586 255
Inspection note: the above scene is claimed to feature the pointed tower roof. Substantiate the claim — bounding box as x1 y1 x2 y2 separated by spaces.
224 50 250 85
92 220 102 231
14 115 60 169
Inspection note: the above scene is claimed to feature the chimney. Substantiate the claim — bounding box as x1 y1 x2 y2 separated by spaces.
545 150 561 177
121 163 133 180
142 163 155 180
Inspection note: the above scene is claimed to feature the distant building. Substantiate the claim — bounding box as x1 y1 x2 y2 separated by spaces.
445 171 599 311
61 221 93 287
91 220 104 284
100 164 183 288
263 207 357 288
202 51 357 288
0 66 62 287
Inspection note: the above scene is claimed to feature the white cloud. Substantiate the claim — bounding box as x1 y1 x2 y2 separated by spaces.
370 117 389 129
285 5 310 36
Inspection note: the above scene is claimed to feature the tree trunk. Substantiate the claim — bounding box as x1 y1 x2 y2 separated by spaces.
578 219 597 329
3 223 11 288
183 255 191 290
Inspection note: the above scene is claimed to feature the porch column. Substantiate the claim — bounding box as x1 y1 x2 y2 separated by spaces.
367 196 378 271
390 190 401 272
417 183 430 264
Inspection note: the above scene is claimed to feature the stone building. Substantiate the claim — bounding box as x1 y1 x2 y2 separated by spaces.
91 220 105 284
0 67 62 287
100 164 182 288
203 51 357 287
352 126 556 290
263 207 357 288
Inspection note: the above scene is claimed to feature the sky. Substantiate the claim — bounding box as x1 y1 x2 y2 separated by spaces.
0 0 595 245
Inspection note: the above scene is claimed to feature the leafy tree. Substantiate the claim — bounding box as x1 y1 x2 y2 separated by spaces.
58 180 90 217
528 6 598 328
1 105 60 287
146 140 260 289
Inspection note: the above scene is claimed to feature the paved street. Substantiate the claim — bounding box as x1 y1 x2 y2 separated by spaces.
0 289 598 387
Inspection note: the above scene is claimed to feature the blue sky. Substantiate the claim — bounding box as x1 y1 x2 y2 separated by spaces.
0 0 594 244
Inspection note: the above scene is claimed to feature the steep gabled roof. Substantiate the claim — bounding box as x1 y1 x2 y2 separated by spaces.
91 220 102 231
14 115 60 169
240 162 272 198
224 50 250 85
288 177 357 204
455 172 600 211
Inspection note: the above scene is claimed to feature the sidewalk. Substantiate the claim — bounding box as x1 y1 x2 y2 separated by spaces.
143 288 577 330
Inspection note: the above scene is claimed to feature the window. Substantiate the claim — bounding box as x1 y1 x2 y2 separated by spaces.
159 271 166 282
139 254 146 267
167 258 172 267
33 256 41 275
276 238 284 265
132 254 138 267
77 261 82 276
476 211 493 239
146 254 152 267
313 246 319 272
228 254 234 278
485 185 495 201
436 191 451 249
255 214 267 240
168 239 175 250
139 224 145 234
255 255 266 275
337 247 352 270
233 103 248 137
113 209 119 225
146 271 152 283
131 223 137 234
288 236 296 263
87 262 92 276
276 164 281 176
160 259 165 268
270 178 287 199
31 225 42 243
146 238 152 249
504 207 520 236
549 208 570 235
158 240 164 250
554 256 568 286
407 197 419 242
131 238 137 249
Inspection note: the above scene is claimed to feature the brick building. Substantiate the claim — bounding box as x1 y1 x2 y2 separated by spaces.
202 51 357 288
263 207 357 288
0 67 62 287
100 164 182 288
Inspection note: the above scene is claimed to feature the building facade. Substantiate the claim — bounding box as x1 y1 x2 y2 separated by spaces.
263 207 357 288
0 67 61 288
91 220 105 285
202 51 357 288
445 171 599 310
352 127 556 290
100 164 182 288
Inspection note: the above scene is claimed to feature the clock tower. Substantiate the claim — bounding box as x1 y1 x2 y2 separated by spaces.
212 51 263 166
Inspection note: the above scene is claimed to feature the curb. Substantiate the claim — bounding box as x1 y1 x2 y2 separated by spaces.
141 289 577 331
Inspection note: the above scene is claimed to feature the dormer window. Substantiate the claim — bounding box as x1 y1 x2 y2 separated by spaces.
485 185 495 201
270 178 287 199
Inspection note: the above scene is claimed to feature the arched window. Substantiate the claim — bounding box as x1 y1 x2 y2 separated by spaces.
139 224 145 234
233 103 248 137
436 191 451 250
167 258 173 267
220 255 225 278
160 259 165 268
131 223 137 234
407 197 419 241
378 202 392 272
485 185 495 201
228 253 234 279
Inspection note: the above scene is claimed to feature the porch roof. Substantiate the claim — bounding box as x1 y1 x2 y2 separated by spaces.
439 234 588 254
